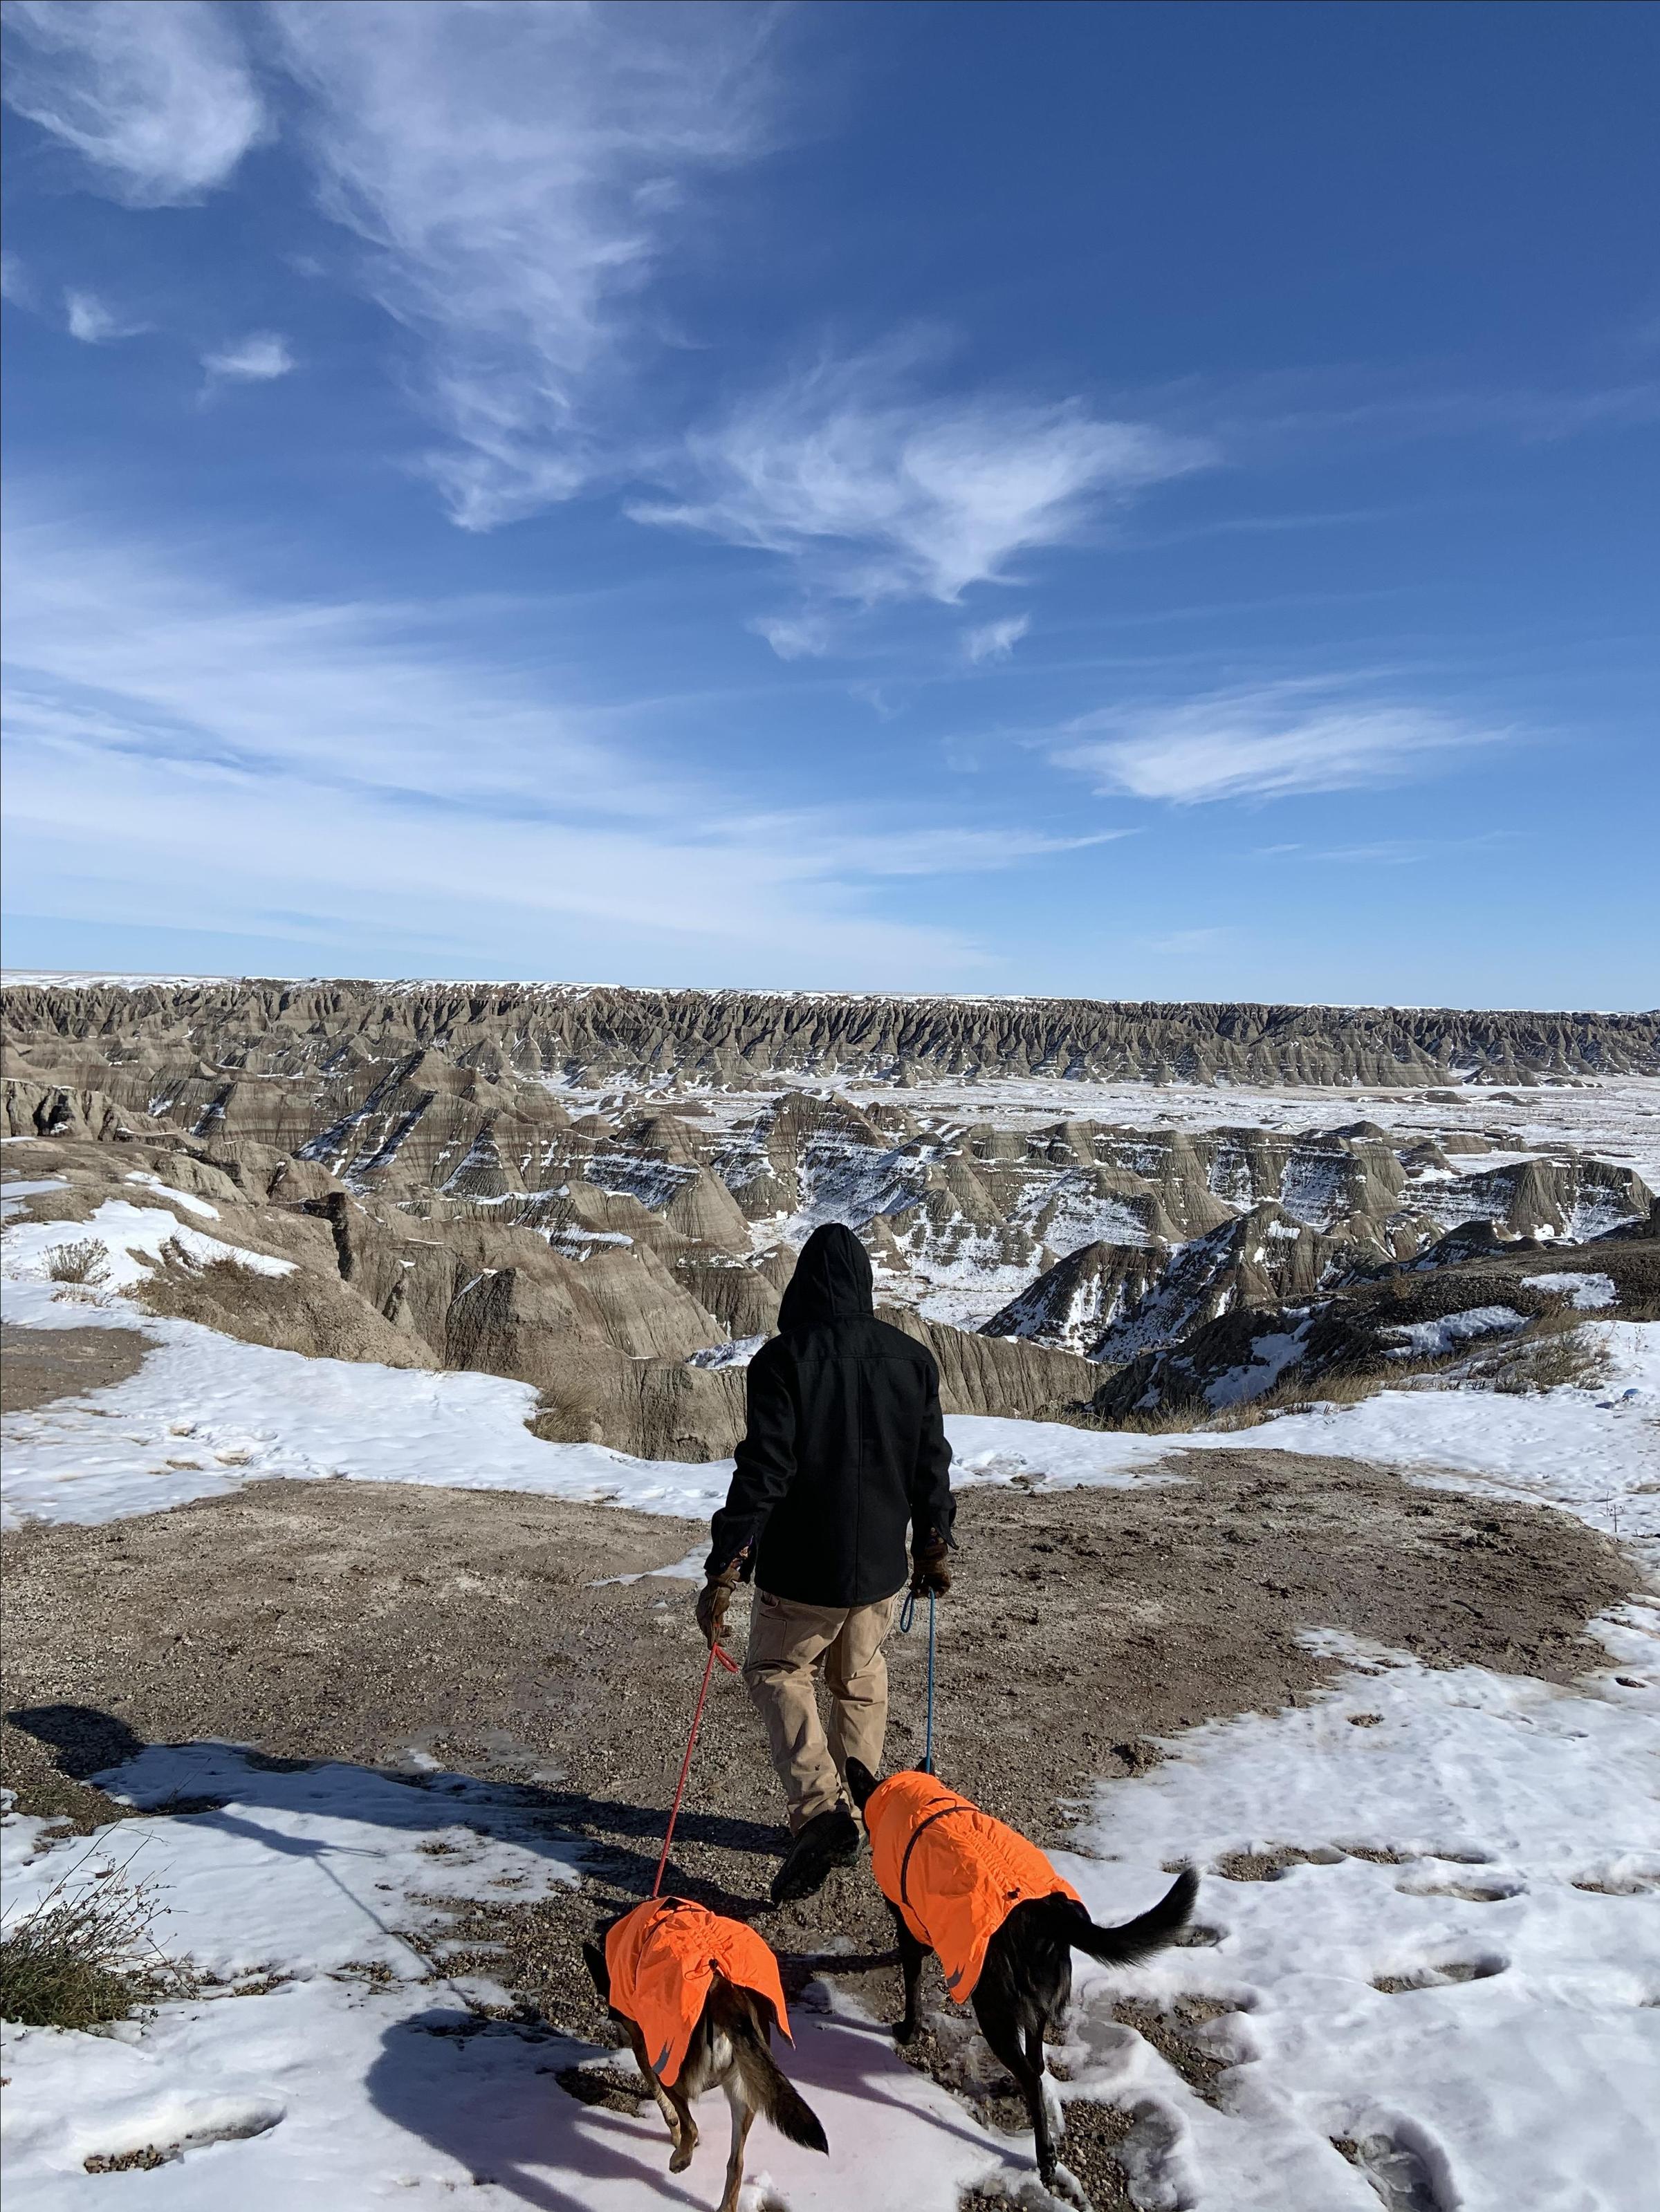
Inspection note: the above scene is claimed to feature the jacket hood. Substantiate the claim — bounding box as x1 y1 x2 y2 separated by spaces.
778 1223 874 1330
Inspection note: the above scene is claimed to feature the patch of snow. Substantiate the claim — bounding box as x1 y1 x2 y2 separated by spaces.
1381 1305 1528 1357
2 1200 293 1294
1526 1271 1617 1310
685 1335 765 1370
591 1541 709 1586
0 1178 66 1220
1226 1321 1660 1563
1205 1323 1309 1409
1054 1613 1660 2212
124 1172 220 1219
585 1153 697 1210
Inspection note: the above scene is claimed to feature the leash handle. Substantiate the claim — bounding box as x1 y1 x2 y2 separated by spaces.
651 1638 738 1897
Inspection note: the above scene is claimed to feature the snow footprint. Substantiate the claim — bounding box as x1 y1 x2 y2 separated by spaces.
1333 2124 1453 2212
1372 1952 1506 1995
80 2099 284 2175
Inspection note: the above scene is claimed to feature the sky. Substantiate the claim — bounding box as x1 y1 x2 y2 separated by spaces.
1 0 1655 1007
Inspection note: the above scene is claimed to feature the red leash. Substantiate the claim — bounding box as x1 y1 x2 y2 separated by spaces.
651 1638 739 1897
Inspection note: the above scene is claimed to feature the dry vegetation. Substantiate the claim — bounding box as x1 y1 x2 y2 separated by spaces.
43 1238 109 1286
0 1848 190 2029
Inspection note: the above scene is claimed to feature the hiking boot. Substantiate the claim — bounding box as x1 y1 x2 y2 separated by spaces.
771 1805 860 1905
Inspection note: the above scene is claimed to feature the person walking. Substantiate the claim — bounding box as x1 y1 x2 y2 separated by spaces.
696 1222 954 1904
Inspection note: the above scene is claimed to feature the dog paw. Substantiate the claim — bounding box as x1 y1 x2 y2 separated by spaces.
1043 2162 1091 2210
892 2018 918 2045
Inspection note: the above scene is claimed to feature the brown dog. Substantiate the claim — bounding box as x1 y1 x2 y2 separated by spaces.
582 1896 827 2212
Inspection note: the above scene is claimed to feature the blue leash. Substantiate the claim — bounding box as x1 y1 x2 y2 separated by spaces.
898 1587 937 1774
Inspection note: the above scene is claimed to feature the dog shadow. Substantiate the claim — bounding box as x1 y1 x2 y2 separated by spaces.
364 2007 716 2212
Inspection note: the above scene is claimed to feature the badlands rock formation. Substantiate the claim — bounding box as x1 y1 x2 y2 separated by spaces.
5 977 1658 1093
3 978 1654 1453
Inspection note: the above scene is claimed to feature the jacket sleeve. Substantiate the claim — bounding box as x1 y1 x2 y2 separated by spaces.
907 1354 955 1550
705 1343 797 1581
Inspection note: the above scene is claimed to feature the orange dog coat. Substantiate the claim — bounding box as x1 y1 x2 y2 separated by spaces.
865 1771 1082 2004
604 1896 791 2088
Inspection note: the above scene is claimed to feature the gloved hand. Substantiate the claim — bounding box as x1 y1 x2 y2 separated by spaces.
910 1532 952 1597
696 1557 742 1648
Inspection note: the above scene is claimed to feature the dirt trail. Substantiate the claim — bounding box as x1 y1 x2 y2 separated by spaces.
0 1321 151 1414
3 1453 1631 2054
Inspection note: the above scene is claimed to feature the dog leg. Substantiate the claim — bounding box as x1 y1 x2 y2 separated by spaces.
664 2081 699 2174
625 2022 697 2171
716 2076 757 2212
977 2000 1060 2193
887 1902 930 2045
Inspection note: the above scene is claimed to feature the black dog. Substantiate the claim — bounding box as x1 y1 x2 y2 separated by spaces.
846 1758 1197 2200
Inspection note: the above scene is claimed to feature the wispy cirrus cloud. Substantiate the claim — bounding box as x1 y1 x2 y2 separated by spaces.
64 288 148 344
632 346 1209 606
201 331 295 382
963 614 1029 664
1 0 266 206
1 501 1096 985
267 0 780 530
1 250 33 305
1051 681 1506 804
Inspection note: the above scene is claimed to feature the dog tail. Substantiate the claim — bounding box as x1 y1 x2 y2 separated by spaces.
1058 1867 1198 1967
729 1999 829 2155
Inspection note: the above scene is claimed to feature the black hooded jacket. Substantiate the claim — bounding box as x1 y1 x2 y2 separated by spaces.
706 1224 954 1607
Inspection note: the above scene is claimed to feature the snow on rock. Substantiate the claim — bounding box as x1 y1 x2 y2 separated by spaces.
1525 1270 1618 1310
1381 1305 1527 1358
1053 1611 1660 2212
2 1200 292 1295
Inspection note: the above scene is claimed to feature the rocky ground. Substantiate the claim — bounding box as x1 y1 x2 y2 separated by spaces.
2 1447 1634 2199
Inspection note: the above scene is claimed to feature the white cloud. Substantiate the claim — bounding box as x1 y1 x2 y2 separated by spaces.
201 332 295 382
1051 683 1504 803
963 613 1029 664
64 288 147 344
749 613 833 661
1 250 31 305
266 1 777 529
0 503 1096 987
632 348 1208 604
1 0 266 206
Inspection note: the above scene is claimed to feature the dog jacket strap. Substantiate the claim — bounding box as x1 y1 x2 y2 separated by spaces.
898 1801 975 1914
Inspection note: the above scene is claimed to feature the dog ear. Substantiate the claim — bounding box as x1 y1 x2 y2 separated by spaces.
581 1938 611 2002
844 1757 880 1809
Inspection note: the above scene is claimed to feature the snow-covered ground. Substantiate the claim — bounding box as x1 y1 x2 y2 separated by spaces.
4 1625 1655 2209
0 1750 1038 2211
1050 1610 1660 2212
5 1185 1659 2209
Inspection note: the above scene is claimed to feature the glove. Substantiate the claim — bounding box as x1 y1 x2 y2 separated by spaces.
696 1558 742 1648
910 1532 952 1597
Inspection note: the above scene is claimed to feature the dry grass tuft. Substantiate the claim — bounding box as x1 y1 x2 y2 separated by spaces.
44 1239 109 1286
0 1845 190 2029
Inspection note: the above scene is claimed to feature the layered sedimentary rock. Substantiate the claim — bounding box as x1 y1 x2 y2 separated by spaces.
6 979 1655 1451
6 977 1657 1096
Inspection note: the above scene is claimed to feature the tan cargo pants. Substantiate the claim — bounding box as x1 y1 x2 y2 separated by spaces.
743 1588 898 1832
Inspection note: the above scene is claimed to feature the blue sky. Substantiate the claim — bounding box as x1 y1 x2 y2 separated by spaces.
2 1 1654 1005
